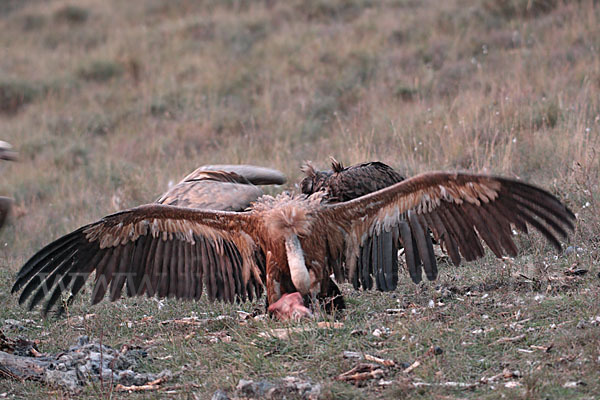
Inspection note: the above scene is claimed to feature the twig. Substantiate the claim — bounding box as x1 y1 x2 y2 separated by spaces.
114 375 170 392
489 334 526 346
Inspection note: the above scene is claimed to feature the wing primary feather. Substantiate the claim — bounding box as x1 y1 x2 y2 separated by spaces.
495 198 529 234
444 205 483 261
168 240 180 298
203 238 218 301
154 237 169 298
425 212 461 265
417 214 437 281
92 246 122 305
222 246 235 303
146 238 164 297
109 243 132 301
435 206 473 262
126 235 149 297
19 241 81 305
513 205 562 251
381 230 394 291
27 248 79 311
193 241 203 300
360 238 372 290
214 246 226 302
480 202 519 256
86 249 113 298
452 203 486 259
352 250 361 290
65 249 108 309
391 227 399 288
468 202 515 256
408 211 436 281
374 232 385 291
399 219 421 284
170 242 189 298
134 234 157 296
50 248 104 317
460 203 504 258
507 183 576 222
226 241 245 302
180 241 191 298
510 194 570 238
12 229 84 293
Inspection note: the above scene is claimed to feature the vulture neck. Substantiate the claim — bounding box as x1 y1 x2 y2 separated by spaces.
285 234 310 294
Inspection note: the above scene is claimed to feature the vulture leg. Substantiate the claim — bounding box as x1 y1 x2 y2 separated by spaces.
317 277 346 314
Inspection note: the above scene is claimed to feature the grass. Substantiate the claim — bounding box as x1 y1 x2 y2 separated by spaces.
0 0 599 398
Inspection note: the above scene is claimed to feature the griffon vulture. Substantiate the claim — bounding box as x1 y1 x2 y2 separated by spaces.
300 159 408 290
12 164 575 320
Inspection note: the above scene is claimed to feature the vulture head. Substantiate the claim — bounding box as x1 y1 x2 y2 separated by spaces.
299 161 332 196
12 163 576 321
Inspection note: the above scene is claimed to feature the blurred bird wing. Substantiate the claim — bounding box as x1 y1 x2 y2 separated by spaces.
0 196 12 230
0 141 17 161
12 204 266 316
183 165 286 186
321 171 575 287
157 166 286 211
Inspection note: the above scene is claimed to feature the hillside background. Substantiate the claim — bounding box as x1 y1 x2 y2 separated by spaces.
0 0 599 398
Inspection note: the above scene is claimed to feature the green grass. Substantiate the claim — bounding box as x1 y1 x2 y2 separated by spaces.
1 0 599 398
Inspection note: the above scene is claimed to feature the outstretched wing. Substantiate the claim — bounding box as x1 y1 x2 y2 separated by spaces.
322 171 575 288
190 165 286 186
157 165 286 211
12 205 266 316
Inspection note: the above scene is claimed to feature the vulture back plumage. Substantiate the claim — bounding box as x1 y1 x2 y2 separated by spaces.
12 162 575 320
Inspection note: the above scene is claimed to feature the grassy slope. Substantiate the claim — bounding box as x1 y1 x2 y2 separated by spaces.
0 0 599 398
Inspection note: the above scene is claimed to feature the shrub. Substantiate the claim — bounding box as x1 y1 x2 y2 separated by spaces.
0 79 38 115
54 5 89 24
77 60 123 82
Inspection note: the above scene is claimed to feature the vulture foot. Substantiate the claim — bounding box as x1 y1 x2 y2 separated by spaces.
268 292 313 321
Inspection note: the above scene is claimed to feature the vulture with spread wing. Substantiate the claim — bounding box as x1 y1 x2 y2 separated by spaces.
12 163 575 320
300 159 408 290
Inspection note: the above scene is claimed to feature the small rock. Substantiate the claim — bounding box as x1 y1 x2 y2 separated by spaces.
563 381 586 388
343 351 362 359
433 346 443 355
3 319 25 331
211 389 231 400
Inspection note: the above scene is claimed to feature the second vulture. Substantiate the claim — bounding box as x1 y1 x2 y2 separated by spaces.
12 163 575 320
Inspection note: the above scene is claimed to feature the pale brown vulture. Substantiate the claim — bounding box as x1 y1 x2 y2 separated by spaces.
300 159 408 290
0 140 17 230
12 165 575 320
